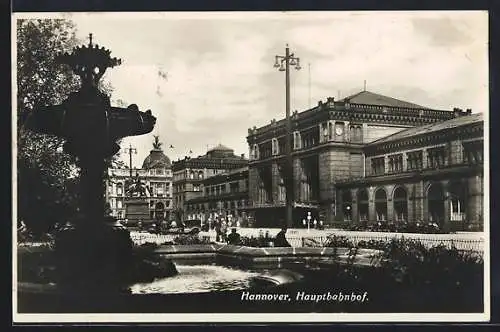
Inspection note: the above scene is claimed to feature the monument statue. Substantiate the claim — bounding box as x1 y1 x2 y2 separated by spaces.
126 173 150 198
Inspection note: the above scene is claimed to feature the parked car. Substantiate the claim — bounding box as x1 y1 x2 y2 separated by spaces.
164 219 202 235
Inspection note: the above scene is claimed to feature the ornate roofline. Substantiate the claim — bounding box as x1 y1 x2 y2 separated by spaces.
247 98 459 143
172 158 248 171
334 163 483 188
364 122 483 156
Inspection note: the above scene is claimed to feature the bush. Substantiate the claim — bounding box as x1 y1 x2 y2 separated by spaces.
172 235 212 245
324 236 355 248
239 236 274 248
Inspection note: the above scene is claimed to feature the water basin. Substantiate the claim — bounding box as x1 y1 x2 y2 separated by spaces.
130 264 260 294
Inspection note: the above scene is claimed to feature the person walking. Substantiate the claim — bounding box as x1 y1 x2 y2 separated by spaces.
227 228 241 245
273 227 291 247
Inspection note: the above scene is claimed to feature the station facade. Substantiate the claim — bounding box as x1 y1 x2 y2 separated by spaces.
245 90 483 230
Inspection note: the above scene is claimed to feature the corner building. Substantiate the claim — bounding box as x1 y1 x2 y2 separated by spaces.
171 144 248 222
246 91 474 228
335 112 484 231
185 167 250 225
105 137 174 222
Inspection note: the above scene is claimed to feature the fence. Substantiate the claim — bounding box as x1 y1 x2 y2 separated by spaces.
17 230 485 253
285 235 484 252
128 231 484 253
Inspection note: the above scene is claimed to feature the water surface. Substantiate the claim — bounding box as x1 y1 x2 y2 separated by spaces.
130 264 260 294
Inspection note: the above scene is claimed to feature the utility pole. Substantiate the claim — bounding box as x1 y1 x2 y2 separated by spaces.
274 44 301 228
126 144 137 178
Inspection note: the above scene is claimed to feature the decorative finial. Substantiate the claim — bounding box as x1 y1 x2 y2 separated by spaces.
57 33 122 90
153 135 162 150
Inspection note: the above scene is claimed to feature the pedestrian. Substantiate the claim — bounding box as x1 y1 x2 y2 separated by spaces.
221 220 228 242
227 228 241 245
273 227 291 247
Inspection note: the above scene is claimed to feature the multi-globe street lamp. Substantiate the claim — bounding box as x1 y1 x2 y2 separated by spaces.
273 44 301 228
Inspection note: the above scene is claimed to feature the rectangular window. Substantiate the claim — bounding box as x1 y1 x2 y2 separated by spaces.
463 141 483 164
230 182 239 193
193 184 201 192
371 157 385 175
427 146 446 168
407 150 423 170
388 154 403 173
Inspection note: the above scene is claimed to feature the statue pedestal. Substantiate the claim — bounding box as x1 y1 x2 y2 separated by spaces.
54 217 133 295
125 199 150 226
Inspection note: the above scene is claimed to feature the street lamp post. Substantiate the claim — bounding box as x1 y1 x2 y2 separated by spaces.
306 211 312 232
274 44 301 229
126 144 137 178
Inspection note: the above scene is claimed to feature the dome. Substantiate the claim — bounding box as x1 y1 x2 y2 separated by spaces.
142 149 171 169
142 136 171 169
208 143 232 152
206 144 234 158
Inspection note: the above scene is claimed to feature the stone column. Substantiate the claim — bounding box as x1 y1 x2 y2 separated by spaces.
386 185 394 223
293 158 302 202
271 162 280 203
351 188 358 224
367 187 376 225
406 183 414 223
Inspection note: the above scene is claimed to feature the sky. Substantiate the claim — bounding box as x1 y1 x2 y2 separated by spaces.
17 11 489 168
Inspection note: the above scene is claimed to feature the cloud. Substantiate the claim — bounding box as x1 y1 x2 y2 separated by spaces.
18 11 487 167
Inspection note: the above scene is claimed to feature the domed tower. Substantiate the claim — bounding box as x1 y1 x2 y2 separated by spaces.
142 135 171 170
141 135 173 222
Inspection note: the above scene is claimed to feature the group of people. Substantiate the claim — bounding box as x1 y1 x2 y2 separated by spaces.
215 226 292 247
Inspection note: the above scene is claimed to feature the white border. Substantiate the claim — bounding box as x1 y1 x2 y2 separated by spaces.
12 11 490 324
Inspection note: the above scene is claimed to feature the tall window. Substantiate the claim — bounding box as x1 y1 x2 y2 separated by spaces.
193 184 201 192
407 150 423 170
388 154 403 173
230 182 239 193
117 183 123 196
371 157 385 175
259 141 273 159
350 124 363 143
278 137 286 155
427 146 446 168
463 141 483 164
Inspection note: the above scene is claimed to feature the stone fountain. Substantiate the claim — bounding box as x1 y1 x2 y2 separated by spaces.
24 34 156 294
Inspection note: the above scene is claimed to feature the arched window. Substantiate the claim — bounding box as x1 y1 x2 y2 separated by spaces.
428 183 445 225
448 181 467 222
117 183 123 196
342 190 353 221
357 189 369 223
393 187 408 222
375 188 387 222
198 171 204 179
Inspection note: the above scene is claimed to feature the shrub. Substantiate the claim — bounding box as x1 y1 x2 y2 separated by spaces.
172 235 212 245
324 235 355 248
239 236 273 248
